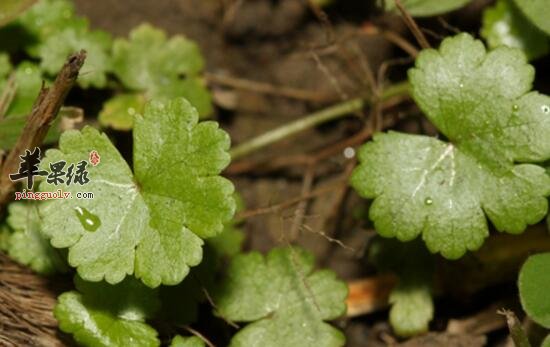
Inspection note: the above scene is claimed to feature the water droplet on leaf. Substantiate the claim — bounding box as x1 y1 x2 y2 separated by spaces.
459 83 464 88
74 207 101 232
512 104 519 111
542 105 550 114
424 198 433 205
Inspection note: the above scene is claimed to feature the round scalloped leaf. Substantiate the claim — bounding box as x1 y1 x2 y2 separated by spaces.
518 253 550 328
513 0 550 35
15 0 111 88
39 98 235 287
37 26 112 88
369 238 434 336
112 24 212 118
55 276 160 347
5 202 68 274
389 282 433 337
351 33 550 259
98 93 146 131
381 0 472 17
214 247 347 347
16 0 82 39
481 0 549 61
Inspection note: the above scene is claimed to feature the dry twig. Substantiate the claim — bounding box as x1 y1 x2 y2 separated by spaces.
0 51 86 212
394 0 431 49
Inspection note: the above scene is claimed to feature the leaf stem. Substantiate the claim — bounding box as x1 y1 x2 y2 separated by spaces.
229 81 410 160
498 309 532 347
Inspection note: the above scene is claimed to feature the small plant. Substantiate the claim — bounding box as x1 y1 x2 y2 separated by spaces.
39 97 235 287
351 33 550 259
0 1 349 345
212 247 348 347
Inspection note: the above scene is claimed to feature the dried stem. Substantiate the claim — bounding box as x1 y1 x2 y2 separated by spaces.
394 0 431 49
182 325 216 347
205 72 330 102
289 163 316 240
0 50 86 211
497 309 532 347
0 73 17 120
229 81 409 160
236 180 347 220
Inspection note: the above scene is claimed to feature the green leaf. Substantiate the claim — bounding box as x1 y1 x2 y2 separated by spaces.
55 275 160 347
481 0 549 61
207 193 245 258
4 202 68 274
214 247 347 347
351 33 550 259
0 69 67 148
389 283 433 337
0 0 36 27
112 24 212 119
542 334 550 347
98 93 146 131
37 26 112 88
159 196 244 325
369 238 434 337
0 61 41 117
170 336 205 347
0 62 63 150
158 245 218 325
39 98 235 287
1 117 32 150
513 0 550 35
206 222 244 258
518 252 550 328
16 0 111 88
16 0 83 39
381 0 471 16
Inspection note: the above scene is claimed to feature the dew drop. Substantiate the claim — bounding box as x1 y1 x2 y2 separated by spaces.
343 147 355 159
424 198 433 206
459 83 464 88
74 207 101 232
542 105 550 114
512 104 519 111
127 107 136 116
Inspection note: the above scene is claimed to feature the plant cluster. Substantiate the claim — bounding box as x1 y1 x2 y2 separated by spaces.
1 0 550 346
